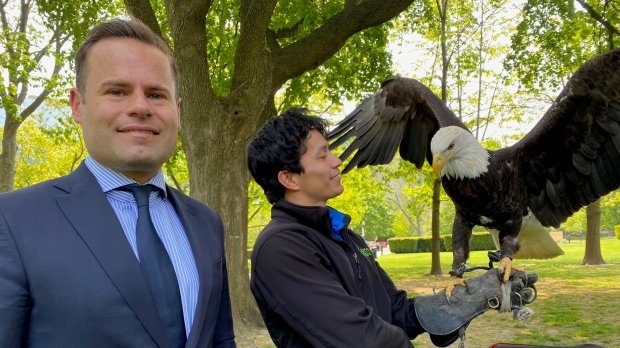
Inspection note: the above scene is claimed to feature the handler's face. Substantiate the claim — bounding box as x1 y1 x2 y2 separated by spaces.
290 130 344 206
70 38 181 183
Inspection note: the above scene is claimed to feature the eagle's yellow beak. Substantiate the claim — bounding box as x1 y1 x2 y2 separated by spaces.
432 154 444 177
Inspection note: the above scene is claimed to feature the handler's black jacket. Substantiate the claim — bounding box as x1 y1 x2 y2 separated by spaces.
250 199 425 347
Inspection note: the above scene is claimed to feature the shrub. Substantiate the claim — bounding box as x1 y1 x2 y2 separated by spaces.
615 225 620 240
388 236 446 253
470 232 497 251
416 237 432 252
389 232 495 254
416 237 447 252
388 237 418 253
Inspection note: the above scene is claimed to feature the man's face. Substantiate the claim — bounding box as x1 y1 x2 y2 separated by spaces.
287 129 344 206
70 38 180 183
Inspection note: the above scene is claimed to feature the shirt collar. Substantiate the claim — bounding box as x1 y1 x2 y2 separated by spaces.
328 207 346 241
85 156 168 198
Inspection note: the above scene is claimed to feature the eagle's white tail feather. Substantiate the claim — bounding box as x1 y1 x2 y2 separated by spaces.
487 216 564 259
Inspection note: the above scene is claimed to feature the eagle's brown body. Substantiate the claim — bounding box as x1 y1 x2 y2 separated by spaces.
441 153 526 268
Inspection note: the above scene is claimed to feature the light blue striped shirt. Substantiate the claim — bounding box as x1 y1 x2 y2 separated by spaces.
85 156 199 336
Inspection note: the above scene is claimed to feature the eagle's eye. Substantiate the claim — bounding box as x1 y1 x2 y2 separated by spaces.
447 143 454 150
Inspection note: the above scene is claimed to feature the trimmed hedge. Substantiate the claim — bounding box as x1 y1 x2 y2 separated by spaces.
388 237 418 254
389 232 495 254
615 225 620 240
470 232 497 251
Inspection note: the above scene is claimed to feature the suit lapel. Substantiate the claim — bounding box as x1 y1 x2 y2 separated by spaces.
167 189 213 348
55 163 174 348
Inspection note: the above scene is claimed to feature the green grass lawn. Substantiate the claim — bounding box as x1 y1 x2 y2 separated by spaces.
376 238 620 347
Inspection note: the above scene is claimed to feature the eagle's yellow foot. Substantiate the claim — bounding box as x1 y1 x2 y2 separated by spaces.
497 256 524 282
443 276 467 297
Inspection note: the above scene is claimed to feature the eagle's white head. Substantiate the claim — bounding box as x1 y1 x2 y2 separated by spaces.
430 126 490 180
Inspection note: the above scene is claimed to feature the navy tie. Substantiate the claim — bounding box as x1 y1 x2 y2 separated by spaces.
124 185 186 347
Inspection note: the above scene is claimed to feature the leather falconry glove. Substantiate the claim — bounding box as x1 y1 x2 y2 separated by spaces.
414 268 538 347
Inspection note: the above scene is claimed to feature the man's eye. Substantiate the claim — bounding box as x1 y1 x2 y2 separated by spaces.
109 90 123 96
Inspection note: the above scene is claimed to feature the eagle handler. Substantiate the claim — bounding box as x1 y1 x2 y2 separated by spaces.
246 108 537 348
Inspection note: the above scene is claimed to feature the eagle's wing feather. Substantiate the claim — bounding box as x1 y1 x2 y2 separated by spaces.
328 76 468 173
501 48 620 227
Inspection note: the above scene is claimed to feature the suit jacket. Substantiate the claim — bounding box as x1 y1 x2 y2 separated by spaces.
0 163 236 348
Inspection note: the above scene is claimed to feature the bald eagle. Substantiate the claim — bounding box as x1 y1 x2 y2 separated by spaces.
328 48 620 290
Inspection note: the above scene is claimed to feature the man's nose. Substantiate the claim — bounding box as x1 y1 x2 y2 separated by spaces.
127 93 152 117
331 153 342 167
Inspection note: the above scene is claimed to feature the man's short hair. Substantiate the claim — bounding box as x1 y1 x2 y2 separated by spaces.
75 17 179 99
247 108 328 204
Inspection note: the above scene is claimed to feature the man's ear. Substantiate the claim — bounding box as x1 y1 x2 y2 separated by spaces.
69 88 83 124
277 170 300 191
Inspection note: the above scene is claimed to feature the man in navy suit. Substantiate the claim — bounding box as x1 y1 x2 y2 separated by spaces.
0 18 236 347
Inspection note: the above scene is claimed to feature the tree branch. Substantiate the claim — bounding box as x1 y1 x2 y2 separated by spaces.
576 0 620 36
8 5 29 106
124 0 164 38
19 50 62 121
0 2 13 56
386 194 416 232
271 0 414 88
31 27 62 65
266 18 304 51
15 80 28 106
19 0 30 34
164 161 184 192
235 0 278 78
19 85 51 121
164 0 214 99
248 205 262 222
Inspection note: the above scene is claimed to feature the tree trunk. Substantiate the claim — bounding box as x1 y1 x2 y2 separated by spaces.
429 177 442 275
182 100 271 335
179 92 274 333
416 215 421 237
430 0 449 276
0 113 21 193
582 199 605 265
187 134 264 328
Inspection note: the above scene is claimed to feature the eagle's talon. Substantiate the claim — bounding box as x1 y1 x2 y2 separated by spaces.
443 276 467 297
497 256 524 282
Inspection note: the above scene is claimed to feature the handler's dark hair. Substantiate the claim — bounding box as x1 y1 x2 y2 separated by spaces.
247 108 328 204
75 17 179 99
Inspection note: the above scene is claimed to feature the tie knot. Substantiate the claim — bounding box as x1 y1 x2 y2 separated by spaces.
121 184 156 207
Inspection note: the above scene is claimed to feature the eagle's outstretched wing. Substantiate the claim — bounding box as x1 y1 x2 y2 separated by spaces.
328 76 468 173
499 48 620 227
